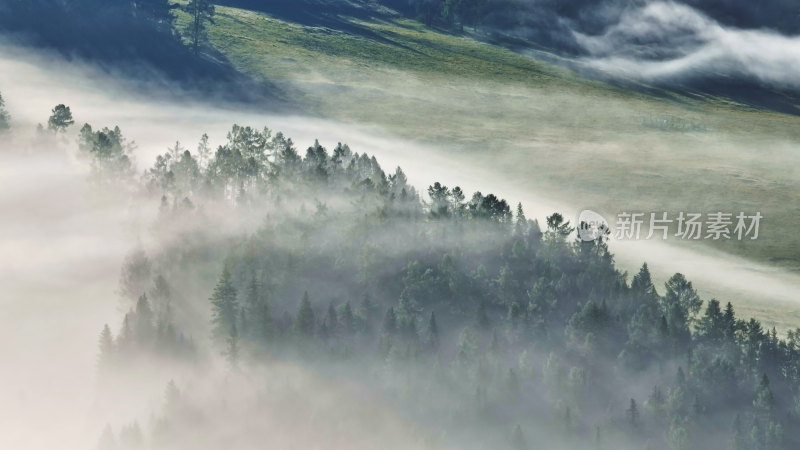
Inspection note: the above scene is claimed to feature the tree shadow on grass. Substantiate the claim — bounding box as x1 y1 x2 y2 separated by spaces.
216 0 424 55
0 0 286 110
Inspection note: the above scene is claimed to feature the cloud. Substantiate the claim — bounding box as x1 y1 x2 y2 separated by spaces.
575 2 800 88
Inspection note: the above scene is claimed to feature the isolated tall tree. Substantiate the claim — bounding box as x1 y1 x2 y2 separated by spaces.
0 91 10 132
47 104 74 133
545 212 573 241
182 0 215 54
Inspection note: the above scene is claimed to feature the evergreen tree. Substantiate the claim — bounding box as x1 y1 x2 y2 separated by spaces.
119 422 143 449
98 324 115 372
47 104 74 133
627 398 640 428
383 306 397 335
210 267 238 345
514 202 527 235
545 212 573 241
338 302 355 336
427 311 439 350
97 425 117 450
134 294 154 345
664 273 702 320
0 91 10 132
196 133 211 168
294 292 316 337
631 263 657 299
181 0 215 54
324 302 338 338
225 320 240 366
753 374 775 413
511 424 527 449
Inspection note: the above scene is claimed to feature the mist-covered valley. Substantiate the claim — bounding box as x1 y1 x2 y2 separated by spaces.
3 30 800 450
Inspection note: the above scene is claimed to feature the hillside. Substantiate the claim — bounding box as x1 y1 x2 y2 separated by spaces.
192 3 800 278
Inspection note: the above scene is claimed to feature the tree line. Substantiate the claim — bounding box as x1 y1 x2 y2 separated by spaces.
75 115 800 450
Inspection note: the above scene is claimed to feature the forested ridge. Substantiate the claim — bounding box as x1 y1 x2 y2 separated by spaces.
66 114 800 449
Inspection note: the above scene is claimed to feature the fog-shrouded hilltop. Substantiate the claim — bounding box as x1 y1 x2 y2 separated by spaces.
0 94 794 449
2 2 800 450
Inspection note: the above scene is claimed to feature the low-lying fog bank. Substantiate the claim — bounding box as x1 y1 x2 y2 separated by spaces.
2 42 800 449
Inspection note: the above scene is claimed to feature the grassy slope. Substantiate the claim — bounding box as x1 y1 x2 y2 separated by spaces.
182 4 800 328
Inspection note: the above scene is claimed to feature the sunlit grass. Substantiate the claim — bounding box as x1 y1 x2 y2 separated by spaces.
188 3 800 330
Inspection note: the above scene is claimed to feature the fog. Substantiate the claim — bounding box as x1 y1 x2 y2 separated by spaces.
3 42 800 449
576 2 800 88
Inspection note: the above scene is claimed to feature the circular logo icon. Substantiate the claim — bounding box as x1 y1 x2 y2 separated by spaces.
577 209 610 242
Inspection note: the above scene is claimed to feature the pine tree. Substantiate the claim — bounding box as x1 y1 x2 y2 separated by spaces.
181 0 215 54
164 380 181 415
253 289 274 345
119 422 143 449
196 133 211 168
225 320 240 366
427 311 439 350
511 424 527 449
98 324 115 371
0 91 10 132
97 425 117 450
117 313 134 354
210 267 238 345
754 374 775 413
294 292 315 337
47 104 74 133
545 212 573 241
383 307 397 335
134 294 154 345
514 202 527 235
627 398 640 428
631 263 657 298
338 302 355 336
664 273 702 321
324 302 338 338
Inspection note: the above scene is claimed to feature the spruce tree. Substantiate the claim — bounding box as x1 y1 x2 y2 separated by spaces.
511 424 526 449
338 302 355 336
427 311 439 350
98 324 115 372
134 294 154 345
210 267 238 345
627 398 640 428
294 292 315 337
97 425 116 450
